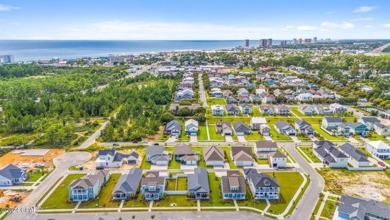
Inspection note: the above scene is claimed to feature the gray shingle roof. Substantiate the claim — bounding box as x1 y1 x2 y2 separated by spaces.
255 141 277 149
113 168 142 194
146 145 164 156
324 117 342 123
0 164 25 180
233 122 251 133
187 168 210 193
203 146 224 162
244 168 279 188
221 171 246 194
339 143 369 162
338 195 390 219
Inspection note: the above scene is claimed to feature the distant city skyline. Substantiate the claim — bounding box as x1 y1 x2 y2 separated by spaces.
0 0 389 40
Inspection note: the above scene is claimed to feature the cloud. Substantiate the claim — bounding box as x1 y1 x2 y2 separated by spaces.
326 11 334 15
283 21 355 32
321 21 355 30
353 6 376 13
0 4 20 11
384 24 390 28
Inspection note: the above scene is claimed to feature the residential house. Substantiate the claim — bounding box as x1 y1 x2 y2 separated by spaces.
339 143 370 167
269 152 287 168
359 117 380 131
315 105 332 115
112 168 143 200
322 117 342 130
237 88 249 96
175 89 194 102
140 171 165 201
313 141 348 168
298 104 317 115
210 88 223 98
254 141 278 159
95 149 139 168
337 123 351 137
174 144 198 165
225 104 240 115
145 145 171 166
329 103 347 114
231 146 254 167
274 121 297 136
335 195 390 220
374 123 389 137
185 119 199 136
233 122 252 136
249 94 261 103
221 171 246 200
211 105 225 116
203 146 225 167
244 168 280 200
259 105 275 115
0 164 27 186
259 124 271 136
294 119 315 136
296 93 312 102
275 105 290 115
215 121 232 136
238 95 250 103
344 122 367 136
365 141 390 160
226 96 238 104
164 120 181 137
261 94 276 104
69 170 110 202
250 117 267 130
239 104 252 114
223 90 233 97
187 168 210 200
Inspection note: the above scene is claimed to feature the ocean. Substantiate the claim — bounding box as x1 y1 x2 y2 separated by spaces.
0 40 287 61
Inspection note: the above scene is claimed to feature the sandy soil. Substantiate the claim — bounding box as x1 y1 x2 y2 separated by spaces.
0 149 64 170
0 190 30 208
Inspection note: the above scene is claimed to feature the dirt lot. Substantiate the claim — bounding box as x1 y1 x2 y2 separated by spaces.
0 190 30 208
318 168 390 204
0 149 64 170
77 148 145 171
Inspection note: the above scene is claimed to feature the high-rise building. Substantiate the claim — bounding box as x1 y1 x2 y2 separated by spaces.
304 38 312 44
280 40 287 46
0 55 14 64
267 38 273 47
298 38 303 44
244 39 250 47
313 37 317 43
260 39 268 48
293 38 298 45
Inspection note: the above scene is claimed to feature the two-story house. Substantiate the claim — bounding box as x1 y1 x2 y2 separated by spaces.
313 141 348 168
187 168 210 200
244 168 280 200
140 171 165 201
321 117 342 131
164 120 181 137
253 141 278 159
185 119 199 136
274 121 296 136
95 149 139 168
69 170 110 202
231 146 254 167
0 164 27 186
211 105 225 116
365 141 390 160
221 171 246 200
294 119 314 136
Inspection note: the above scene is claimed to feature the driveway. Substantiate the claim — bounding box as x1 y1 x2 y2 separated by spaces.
347 136 359 144
225 135 234 142
237 136 247 143
290 136 301 143
264 136 273 141
166 136 177 143
7 152 92 220
190 135 198 143
198 72 208 107
78 121 108 149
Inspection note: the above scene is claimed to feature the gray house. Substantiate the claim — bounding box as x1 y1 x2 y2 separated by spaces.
187 168 210 200
226 104 240 115
294 119 314 135
164 120 181 137
313 141 348 168
69 170 110 202
233 122 251 136
112 168 143 200
141 171 165 201
146 145 171 166
339 143 370 167
274 121 296 136
335 195 390 220
244 168 280 200
203 146 225 167
221 170 246 200
215 121 233 136
0 164 27 186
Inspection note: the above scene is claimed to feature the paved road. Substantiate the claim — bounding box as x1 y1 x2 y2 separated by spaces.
198 72 208 107
367 43 390 55
6 152 92 220
78 121 108 149
283 143 325 220
26 211 270 220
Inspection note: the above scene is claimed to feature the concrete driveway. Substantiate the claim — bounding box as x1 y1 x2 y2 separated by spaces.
190 135 198 143
225 135 234 142
166 136 177 143
237 136 247 143
264 136 273 141
290 136 301 143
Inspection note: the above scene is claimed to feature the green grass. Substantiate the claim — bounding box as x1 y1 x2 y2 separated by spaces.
207 98 226 105
0 133 40 146
298 147 321 163
290 107 306 117
320 199 338 219
296 135 312 141
166 179 177 190
177 177 187 190
27 169 46 182
312 125 347 141
256 159 269 164
140 155 151 169
222 147 237 169
198 125 209 141
192 147 207 168
41 174 85 209
207 117 250 125
168 157 181 169
236 184 267 210
245 131 265 141
367 132 389 141
312 197 323 219
207 124 225 141
154 195 197 207
269 125 292 141
123 192 150 207
201 172 234 207
79 174 121 208
178 120 190 141
252 107 262 117
265 172 304 215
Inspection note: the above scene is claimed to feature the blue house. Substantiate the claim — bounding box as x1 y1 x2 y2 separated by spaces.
221 171 246 200
69 170 110 202
345 122 368 136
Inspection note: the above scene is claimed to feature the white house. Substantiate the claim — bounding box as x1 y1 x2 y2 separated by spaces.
269 152 287 168
296 93 312 102
95 149 139 168
253 141 278 159
203 146 225 167
211 105 225 116
329 103 347 114
185 119 199 136
0 164 27 186
231 146 253 167
365 141 390 160
321 117 342 130
374 123 389 137
339 143 370 167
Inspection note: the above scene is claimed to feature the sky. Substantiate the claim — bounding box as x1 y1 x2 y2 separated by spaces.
0 0 389 40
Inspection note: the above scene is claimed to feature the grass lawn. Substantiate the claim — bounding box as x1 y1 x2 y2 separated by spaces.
256 158 269 164
320 199 338 219
177 177 187 190
296 135 312 141
41 174 85 209
222 147 237 169
290 107 306 117
236 184 267 210
123 192 150 207
368 132 389 141
298 147 321 163
192 147 207 168
140 156 151 169
79 174 121 208
245 132 265 141
154 195 196 207
27 169 46 182
198 125 209 141
208 124 225 141
252 107 261 117
265 172 304 215
207 98 226 105
166 179 177 191
168 158 181 169
312 125 347 141
178 120 190 141
201 172 234 207
269 125 292 141
207 117 250 125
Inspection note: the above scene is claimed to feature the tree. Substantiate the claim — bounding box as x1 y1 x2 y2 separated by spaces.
161 113 175 124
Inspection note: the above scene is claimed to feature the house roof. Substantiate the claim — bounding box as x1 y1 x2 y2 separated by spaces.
221 171 246 194
231 147 253 162
361 117 380 124
275 121 291 130
324 117 342 123
166 120 181 131
185 119 198 127
225 104 239 112
203 146 225 162
254 141 277 149
69 170 109 189
187 168 210 193
233 122 251 133
97 149 116 157
366 141 390 150
0 164 25 180
141 171 165 186
340 143 369 162
270 151 287 158
244 168 279 188
146 145 164 156
251 117 267 124
338 195 390 219
113 168 143 194
174 144 194 155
